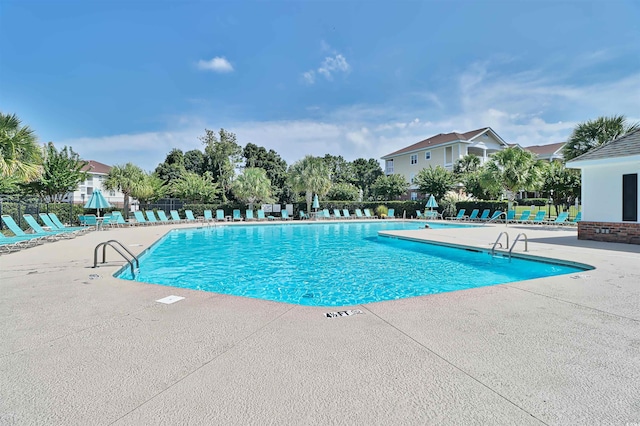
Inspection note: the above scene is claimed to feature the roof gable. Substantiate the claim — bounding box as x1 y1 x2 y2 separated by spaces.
524 142 565 156
82 160 112 175
566 129 640 165
382 127 502 158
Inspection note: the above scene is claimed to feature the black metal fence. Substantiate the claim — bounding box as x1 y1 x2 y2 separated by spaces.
0 195 80 230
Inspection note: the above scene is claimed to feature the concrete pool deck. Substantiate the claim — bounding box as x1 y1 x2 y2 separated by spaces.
1 220 639 425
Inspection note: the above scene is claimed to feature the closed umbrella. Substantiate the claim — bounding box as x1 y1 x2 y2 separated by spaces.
426 194 438 212
84 189 112 217
312 194 320 213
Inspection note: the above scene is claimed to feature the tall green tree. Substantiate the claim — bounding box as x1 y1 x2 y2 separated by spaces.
289 155 332 213
24 142 88 202
350 158 383 199
171 171 219 203
327 182 360 201
0 112 42 182
453 154 481 176
232 167 274 209
414 166 455 202
482 147 543 210
155 148 186 185
542 161 581 213
133 173 167 206
103 163 146 214
184 149 205 174
461 168 500 200
563 115 640 161
242 143 288 201
201 128 242 202
322 154 353 184
371 174 409 200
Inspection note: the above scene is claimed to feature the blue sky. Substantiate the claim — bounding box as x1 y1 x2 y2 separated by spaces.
1 0 639 171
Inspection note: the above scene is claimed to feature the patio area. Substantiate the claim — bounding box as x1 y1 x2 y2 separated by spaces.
1 221 638 425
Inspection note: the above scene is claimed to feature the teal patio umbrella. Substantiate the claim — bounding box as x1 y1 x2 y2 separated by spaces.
312 194 320 213
426 194 438 212
84 189 112 217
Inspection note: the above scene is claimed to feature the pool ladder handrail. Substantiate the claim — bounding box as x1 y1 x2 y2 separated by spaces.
491 231 509 255
508 233 528 258
93 240 140 275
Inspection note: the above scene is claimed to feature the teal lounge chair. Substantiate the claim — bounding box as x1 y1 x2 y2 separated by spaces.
299 211 308 220
364 209 377 219
281 210 292 220
485 211 502 222
530 210 547 224
548 212 569 225
355 209 364 219
246 210 255 221
41 213 86 233
387 208 395 219
216 209 226 221
23 214 74 239
204 210 214 222
415 210 423 219
232 209 243 221
475 209 490 221
516 210 531 223
342 209 353 219
446 209 465 220
145 210 160 224
170 210 184 222
505 210 516 223
466 209 479 221
156 211 171 223
424 210 442 220
569 211 582 225
257 210 267 221
185 210 197 222
333 209 342 219
133 211 150 225
1 232 45 252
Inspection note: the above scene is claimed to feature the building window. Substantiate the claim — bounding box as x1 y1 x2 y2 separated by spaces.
410 174 415 184
410 154 418 165
623 173 638 222
425 151 431 160
410 192 417 200
385 159 394 174
444 146 453 165
86 187 94 195
109 190 116 197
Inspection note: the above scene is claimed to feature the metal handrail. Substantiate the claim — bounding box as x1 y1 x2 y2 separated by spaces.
508 233 528 259
93 240 140 275
491 231 509 255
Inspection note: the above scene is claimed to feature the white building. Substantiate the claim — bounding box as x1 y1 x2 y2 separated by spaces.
566 129 640 244
67 160 129 208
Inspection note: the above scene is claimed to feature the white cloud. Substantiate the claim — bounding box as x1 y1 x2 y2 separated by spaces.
302 49 351 84
302 71 315 84
317 54 351 80
197 57 234 73
63 62 640 173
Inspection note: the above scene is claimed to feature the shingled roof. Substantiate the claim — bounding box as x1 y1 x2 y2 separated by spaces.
381 127 491 158
566 129 640 165
81 160 112 174
524 142 565 156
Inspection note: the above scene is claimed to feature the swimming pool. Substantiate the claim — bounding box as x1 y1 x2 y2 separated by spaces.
116 221 588 306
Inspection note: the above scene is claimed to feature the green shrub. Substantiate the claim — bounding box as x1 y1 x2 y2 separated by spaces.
375 205 388 217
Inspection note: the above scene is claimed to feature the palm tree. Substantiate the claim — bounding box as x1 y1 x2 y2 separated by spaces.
232 167 274 210
103 163 145 214
289 156 332 213
482 147 543 211
0 113 42 181
563 115 640 161
453 154 481 175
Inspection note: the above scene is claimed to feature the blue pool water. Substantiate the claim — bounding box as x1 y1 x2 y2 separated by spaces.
117 221 587 306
